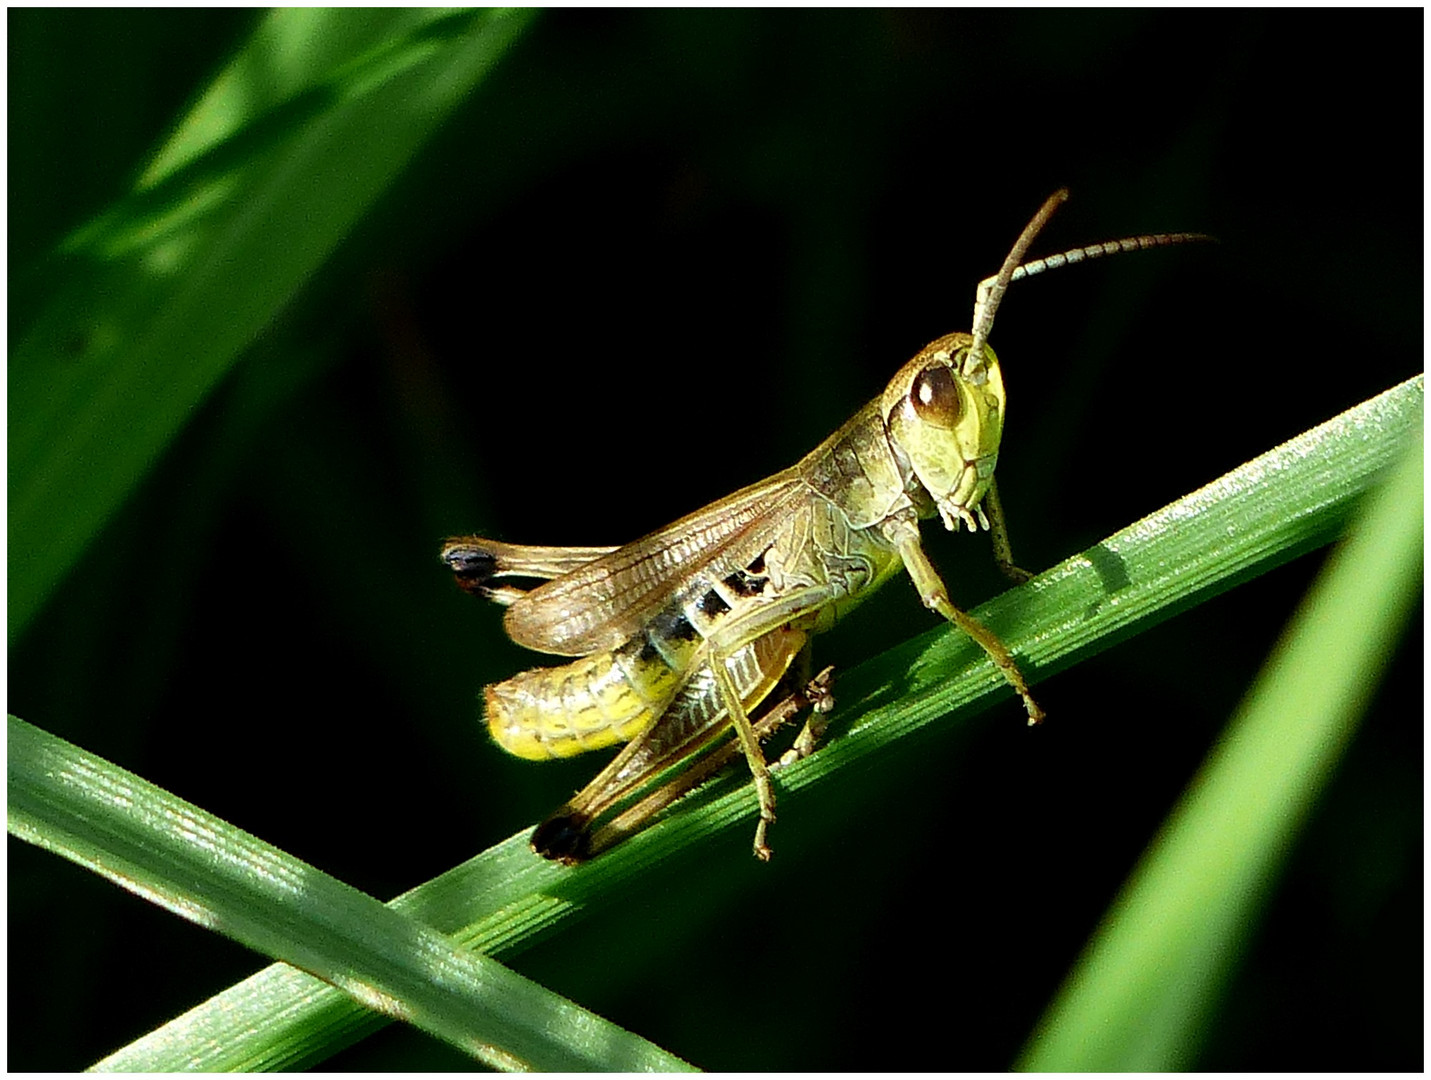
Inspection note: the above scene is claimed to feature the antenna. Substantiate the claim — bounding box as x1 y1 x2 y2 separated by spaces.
963 190 1212 379
963 189 1068 379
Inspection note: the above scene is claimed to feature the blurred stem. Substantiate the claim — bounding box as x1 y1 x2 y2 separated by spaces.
1018 422 1422 1070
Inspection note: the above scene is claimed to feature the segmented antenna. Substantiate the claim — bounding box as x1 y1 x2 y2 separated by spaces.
1007 231 1212 285
964 190 1212 379
964 189 1068 379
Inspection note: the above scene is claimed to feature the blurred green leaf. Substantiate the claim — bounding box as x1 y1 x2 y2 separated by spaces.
80 377 1422 1070
9 7 536 643
7 715 692 1072
1018 407 1421 1070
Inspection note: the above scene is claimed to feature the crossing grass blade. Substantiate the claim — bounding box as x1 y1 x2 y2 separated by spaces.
7 715 694 1073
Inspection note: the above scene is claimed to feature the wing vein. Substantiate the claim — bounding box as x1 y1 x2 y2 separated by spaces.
503 472 808 656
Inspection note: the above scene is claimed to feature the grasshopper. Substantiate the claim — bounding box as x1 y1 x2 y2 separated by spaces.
443 190 1205 864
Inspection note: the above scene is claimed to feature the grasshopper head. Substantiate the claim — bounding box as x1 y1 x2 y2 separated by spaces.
874 191 1064 535
879 190 1207 535
881 332 1006 532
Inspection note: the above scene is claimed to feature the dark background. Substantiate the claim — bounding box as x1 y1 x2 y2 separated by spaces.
10 10 1421 1070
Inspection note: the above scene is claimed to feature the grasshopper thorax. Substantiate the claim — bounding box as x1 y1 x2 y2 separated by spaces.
881 331 1005 533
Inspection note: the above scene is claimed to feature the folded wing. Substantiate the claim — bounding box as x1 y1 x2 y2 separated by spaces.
503 470 809 656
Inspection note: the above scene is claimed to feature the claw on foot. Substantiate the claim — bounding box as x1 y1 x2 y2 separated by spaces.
753 815 776 861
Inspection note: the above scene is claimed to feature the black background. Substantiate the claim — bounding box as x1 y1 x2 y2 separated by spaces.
10 10 1421 1070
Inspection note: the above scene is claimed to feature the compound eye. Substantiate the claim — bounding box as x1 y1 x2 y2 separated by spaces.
909 364 962 428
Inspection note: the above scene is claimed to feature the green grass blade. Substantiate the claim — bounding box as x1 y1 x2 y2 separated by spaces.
6 716 693 1073
9 7 535 643
1016 410 1422 1071
81 376 1422 1070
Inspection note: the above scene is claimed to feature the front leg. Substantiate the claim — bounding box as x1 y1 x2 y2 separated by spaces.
982 478 1034 585
885 517 1044 726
